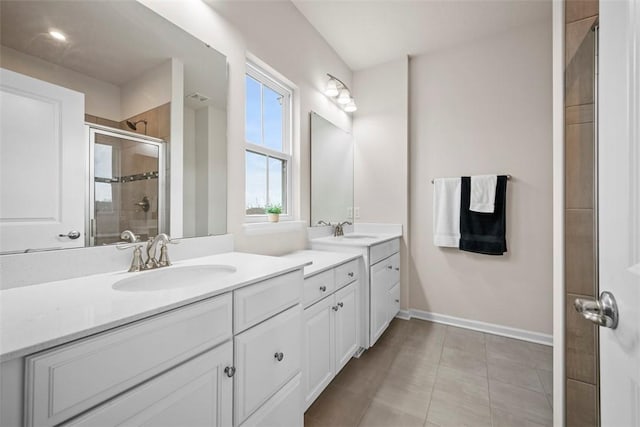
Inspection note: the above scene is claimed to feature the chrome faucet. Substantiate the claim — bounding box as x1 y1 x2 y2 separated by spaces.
117 231 177 272
145 233 174 269
333 221 352 237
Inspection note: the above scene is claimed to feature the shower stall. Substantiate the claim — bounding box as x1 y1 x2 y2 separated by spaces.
87 125 166 246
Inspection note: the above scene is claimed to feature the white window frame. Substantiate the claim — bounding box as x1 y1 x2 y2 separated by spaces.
244 62 293 222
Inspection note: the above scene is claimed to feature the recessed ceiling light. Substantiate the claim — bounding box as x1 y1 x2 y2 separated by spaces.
49 30 67 42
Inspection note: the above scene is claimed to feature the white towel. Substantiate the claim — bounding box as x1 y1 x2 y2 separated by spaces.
470 175 498 213
433 178 461 247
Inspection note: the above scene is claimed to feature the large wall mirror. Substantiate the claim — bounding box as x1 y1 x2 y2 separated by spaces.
310 112 354 226
0 1 227 253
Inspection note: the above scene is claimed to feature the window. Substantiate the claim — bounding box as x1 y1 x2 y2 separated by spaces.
244 63 292 218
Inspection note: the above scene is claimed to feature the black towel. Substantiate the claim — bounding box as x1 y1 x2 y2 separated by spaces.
459 175 507 255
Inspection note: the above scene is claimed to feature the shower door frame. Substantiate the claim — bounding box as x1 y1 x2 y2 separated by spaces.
86 124 167 247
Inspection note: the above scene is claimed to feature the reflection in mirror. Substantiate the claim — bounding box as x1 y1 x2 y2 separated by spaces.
310 112 354 226
0 1 227 254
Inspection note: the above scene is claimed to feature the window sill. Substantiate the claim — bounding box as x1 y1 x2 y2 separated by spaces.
243 220 307 236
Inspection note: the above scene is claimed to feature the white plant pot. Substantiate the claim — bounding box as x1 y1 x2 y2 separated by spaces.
267 213 280 223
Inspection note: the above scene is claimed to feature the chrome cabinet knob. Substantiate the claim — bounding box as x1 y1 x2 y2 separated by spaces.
58 230 81 240
394 267 400 271
274 352 284 362
387 265 393 270
348 272 354 277
337 302 344 308
332 305 339 311
574 291 619 329
224 366 236 377
319 286 327 292
395 299 400 303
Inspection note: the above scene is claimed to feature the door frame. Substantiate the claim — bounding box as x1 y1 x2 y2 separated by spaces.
86 124 166 246
552 0 566 425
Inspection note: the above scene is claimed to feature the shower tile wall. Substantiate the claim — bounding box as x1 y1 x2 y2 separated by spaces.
564 0 599 425
85 102 170 140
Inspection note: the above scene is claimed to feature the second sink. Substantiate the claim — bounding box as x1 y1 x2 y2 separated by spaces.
113 265 237 292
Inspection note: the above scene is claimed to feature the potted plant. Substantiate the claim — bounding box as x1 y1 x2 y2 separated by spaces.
265 204 282 223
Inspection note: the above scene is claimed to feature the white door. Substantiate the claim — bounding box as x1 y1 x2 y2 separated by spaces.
303 296 335 410
66 342 233 427
597 1 640 425
0 68 85 253
334 281 359 373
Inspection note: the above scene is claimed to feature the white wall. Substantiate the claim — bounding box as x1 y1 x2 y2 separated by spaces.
353 58 409 308
409 20 553 334
120 59 173 119
141 0 354 255
1 46 121 120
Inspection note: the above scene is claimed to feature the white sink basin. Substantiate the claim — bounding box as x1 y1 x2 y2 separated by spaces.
342 234 377 239
113 265 237 292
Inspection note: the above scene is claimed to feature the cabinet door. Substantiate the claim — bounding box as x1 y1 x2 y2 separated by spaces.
303 296 335 410
370 261 390 346
241 374 302 427
387 282 401 324
334 281 358 374
234 305 302 424
65 342 233 427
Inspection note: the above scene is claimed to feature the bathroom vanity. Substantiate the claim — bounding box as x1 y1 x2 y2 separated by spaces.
310 225 402 348
281 250 363 410
0 253 308 427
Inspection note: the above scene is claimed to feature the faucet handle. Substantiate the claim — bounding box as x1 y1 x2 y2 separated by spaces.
116 242 143 250
120 230 140 243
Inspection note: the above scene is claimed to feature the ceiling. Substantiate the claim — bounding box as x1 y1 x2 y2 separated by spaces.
0 1 227 109
292 0 552 71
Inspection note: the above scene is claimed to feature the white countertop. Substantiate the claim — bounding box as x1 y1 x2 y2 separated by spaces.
310 232 401 248
281 250 361 278
0 252 307 362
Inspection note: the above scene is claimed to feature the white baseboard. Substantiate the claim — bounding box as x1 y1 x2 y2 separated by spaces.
396 309 411 320
395 308 552 346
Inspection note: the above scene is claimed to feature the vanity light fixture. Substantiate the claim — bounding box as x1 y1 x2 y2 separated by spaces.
325 73 357 112
49 29 67 42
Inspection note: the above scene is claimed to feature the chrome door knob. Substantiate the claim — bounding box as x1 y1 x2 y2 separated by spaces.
59 230 81 239
574 291 619 329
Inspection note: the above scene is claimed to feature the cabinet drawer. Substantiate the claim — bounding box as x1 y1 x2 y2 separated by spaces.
26 294 232 427
303 269 335 307
234 305 302 424
234 270 303 333
240 373 302 427
334 259 359 289
65 342 233 427
370 238 400 265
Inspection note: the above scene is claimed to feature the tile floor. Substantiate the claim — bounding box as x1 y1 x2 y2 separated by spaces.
304 318 553 427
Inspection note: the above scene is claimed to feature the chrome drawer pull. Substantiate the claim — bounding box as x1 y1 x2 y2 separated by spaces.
224 366 236 377
319 286 327 292
274 352 284 362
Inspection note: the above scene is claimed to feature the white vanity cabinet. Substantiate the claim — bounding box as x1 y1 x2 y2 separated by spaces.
25 294 234 427
6 267 305 427
302 260 360 410
370 251 401 345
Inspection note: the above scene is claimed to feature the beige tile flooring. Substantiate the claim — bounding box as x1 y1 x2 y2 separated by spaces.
304 319 553 427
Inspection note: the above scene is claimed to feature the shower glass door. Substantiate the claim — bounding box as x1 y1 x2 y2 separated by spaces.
88 126 165 246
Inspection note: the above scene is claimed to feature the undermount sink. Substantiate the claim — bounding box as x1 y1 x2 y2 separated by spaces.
342 234 377 239
113 265 237 292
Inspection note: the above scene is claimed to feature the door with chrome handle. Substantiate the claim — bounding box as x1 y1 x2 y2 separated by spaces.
574 291 619 329
58 230 81 240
